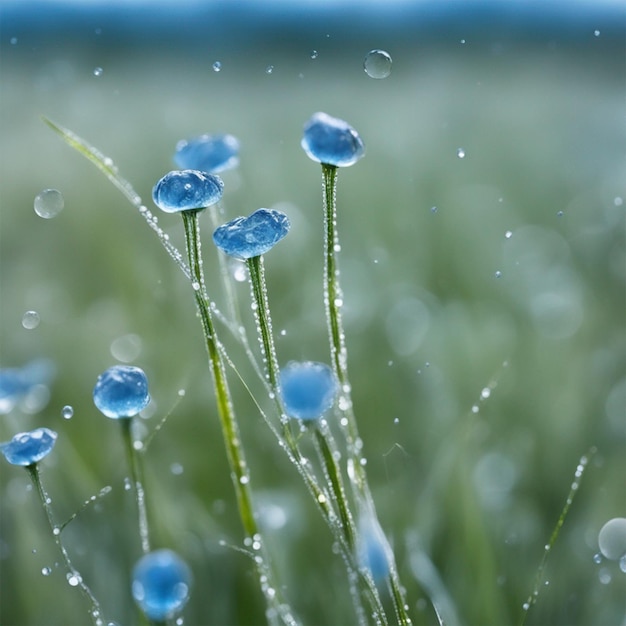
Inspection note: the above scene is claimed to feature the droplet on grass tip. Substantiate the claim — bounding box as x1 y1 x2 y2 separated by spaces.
213 208 290 260
21 310 40 329
301 112 365 167
174 134 239 174
1 427 57 466
34 189 64 219
132 549 192 622
279 361 337 421
363 49 392 79
61 405 74 419
93 365 150 419
598 518 626 561
152 170 224 213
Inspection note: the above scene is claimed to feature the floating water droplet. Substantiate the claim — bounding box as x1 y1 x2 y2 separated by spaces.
93 67 103 77
310 50 318 59
598 568 612 584
42 566 51 576
132 550 192 621
471 404 479 414
177 389 186 397
22 310 40 330
495 270 502 278
557 210 564 217
614 196 623 206
34 189 64 219
212 61 222 72
61 405 73 419
430 206 438 213
363 49 392 79
93 365 150 419
460 38 466 44
598 518 626 561
505 230 513 239
456 148 466 159
594 29 601 37
265 65 274 74
170 462 184 475
593 552 603 564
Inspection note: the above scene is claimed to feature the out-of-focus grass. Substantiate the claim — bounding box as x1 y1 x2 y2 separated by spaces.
1 7 624 625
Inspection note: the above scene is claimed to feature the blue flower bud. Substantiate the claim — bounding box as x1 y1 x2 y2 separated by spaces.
152 170 224 213
1 427 58 466
301 112 365 167
279 361 337 421
93 365 150 419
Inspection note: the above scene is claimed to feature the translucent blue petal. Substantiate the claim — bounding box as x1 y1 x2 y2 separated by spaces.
212 208 290 260
93 365 150 419
132 549 192 621
358 513 391 582
1 427 57 466
174 134 240 174
279 361 337 420
301 112 365 167
152 170 224 213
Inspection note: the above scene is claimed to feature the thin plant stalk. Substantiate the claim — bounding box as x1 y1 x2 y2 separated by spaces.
26 464 104 626
119 417 151 554
181 210 295 626
246 254 388 626
321 163 412 626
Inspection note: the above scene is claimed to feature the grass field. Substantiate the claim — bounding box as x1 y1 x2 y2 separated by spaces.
1 3 625 625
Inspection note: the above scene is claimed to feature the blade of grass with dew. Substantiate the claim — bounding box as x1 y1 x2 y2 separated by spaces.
41 116 191 279
520 446 597 626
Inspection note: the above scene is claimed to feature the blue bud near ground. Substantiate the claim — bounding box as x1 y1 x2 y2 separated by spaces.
174 133 240 174
93 365 150 419
213 208 290 260
279 361 337 420
152 170 224 213
1 427 58 466
301 112 365 167
132 549 192 621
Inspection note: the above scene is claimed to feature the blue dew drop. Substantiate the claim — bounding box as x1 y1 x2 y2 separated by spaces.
174 134 240 174
34 189 64 219
301 112 365 167
132 549 192 622
152 170 224 214
279 361 338 421
363 49 392 79
212 208 290 260
1 427 58 466
598 518 626 562
93 365 150 419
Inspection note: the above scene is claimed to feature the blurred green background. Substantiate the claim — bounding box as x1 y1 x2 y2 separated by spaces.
1 2 624 624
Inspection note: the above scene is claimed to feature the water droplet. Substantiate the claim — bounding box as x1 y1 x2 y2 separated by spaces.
598 568 612 584
61 405 74 419
10 37 18 45
593 553 603 564
317 493 327 504
265 65 274 74
557 210 564 217
430 206 438 213
481 387 491 399
614 196 623 206
67 572 81 586
460 38 466 44
52 527 60 536
42 566 51 576
93 67 103 77
124 477 132 491
471 404 479 414
239 475 249 485
456 148 466 159
170 462 184 475
22 310 40 329
495 270 502 278
363 49 392 79
177 389 186 397
93 365 150 419
191 281 201 291
110 333 143 363
34 189 64 219
594 29 601 37
310 50 319 59
598 517 626 561
212 61 222 72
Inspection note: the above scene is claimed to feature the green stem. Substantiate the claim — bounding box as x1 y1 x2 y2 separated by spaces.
321 163 412 626
120 417 151 554
181 210 294 626
26 464 104 626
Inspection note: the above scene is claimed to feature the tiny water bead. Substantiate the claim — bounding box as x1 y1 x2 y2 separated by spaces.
61 405 74 419
279 361 338 420
1 428 58 466
34 189 64 219
363 49 392 79
310 50 319 59
265 65 274 74
93 365 150 419
132 549 192 621
93 67 103 77
213 208 290 260
598 518 626 561
301 112 365 167
21 310 40 330
212 61 222 72
174 134 239 174
152 170 224 213
456 147 466 159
